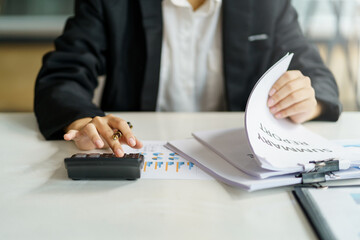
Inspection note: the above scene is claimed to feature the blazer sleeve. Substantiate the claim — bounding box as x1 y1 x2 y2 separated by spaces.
271 0 342 121
34 0 107 140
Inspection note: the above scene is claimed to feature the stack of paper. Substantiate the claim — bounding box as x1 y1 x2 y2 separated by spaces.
166 53 360 191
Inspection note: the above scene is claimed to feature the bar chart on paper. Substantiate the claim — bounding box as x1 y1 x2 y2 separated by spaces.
122 141 212 180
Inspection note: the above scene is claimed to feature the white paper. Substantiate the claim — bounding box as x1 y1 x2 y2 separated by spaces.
166 139 360 191
166 139 301 191
122 141 212 180
244 53 354 172
193 128 294 178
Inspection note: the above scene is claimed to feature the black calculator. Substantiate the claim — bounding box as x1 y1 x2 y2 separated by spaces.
64 153 144 180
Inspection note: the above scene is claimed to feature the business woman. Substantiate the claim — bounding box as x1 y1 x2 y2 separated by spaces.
34 0 341 157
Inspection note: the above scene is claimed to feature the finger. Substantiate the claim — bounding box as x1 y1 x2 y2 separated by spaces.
64 129 79 141
93 120 125 157
82 123 104 148
100 135 110 148
65 127 97 151
108 117 136 147
274 98 317 119
268 76 310 107
132 136 143 149
269 87 314 114
269 70 303 97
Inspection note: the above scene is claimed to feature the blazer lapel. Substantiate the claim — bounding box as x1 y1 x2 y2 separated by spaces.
222 0 252 110
138 0 163 111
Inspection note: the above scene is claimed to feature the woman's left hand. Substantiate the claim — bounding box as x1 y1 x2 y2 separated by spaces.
267 70 322 123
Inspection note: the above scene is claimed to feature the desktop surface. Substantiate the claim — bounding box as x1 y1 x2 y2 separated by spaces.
1 112 359 240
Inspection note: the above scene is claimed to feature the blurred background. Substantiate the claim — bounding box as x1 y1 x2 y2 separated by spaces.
0 0 359 112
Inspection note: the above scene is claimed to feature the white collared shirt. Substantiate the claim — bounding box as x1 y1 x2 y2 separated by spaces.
156 0 225 112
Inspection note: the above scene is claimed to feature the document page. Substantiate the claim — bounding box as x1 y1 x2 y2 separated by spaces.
245 53 350 172
166 139 360 191
166 138 302 191
192 128 294 179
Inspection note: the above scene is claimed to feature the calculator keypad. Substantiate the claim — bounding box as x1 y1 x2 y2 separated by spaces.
65 153 144 180
71 153 143 159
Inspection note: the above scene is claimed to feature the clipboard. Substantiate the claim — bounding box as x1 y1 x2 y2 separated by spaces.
293 185 360 240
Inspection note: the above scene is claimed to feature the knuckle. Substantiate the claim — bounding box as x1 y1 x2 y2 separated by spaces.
310 87 315 97
289 92 297 102
82 126 96 138
295 70 302 76
275 102 283 110
271 84 280 92
112 118 122 126
84 123 95 132
92 116 102 124
286 82 296 92
112 117 126 127
271 94 280 102
283 71 292 79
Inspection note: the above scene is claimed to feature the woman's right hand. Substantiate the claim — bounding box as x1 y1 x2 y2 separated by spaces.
63 114 143 157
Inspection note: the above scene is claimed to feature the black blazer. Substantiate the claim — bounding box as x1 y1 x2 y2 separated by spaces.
35 0 341 140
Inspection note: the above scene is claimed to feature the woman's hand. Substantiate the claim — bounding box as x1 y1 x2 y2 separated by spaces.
267 70 322 123
63 114 143 157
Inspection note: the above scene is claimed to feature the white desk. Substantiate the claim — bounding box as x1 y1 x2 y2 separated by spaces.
1 112 360 240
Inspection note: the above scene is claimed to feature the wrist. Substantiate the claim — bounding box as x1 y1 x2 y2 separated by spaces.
311 101 323 120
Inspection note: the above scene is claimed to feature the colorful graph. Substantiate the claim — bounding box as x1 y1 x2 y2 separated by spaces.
143 161 153 172
152 152 164 160
176 162 185 172
140 148 196 174
187 162 194 170
155 162 164 169
143 159 195 172
121 141 211 180
165 161 174 171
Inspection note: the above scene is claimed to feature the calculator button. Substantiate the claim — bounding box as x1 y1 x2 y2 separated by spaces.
102 153 115 158
73 154 87 158
88 153 101 158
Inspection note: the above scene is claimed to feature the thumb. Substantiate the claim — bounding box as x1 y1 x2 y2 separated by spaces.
64 129 79 141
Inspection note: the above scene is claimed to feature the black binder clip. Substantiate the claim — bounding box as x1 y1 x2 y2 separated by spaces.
295 159 340 187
